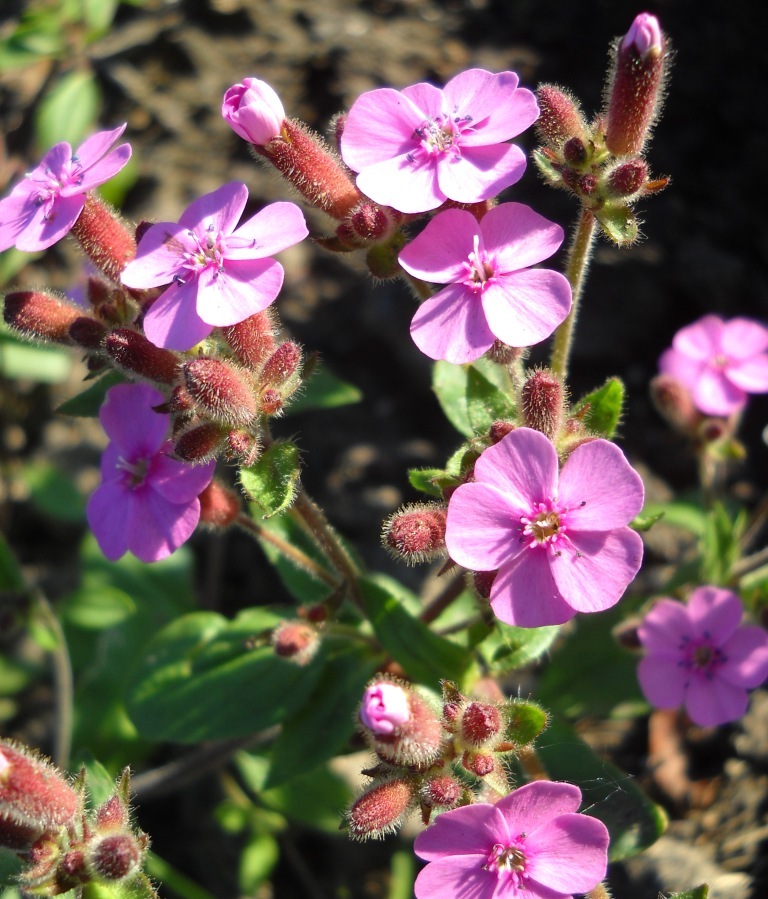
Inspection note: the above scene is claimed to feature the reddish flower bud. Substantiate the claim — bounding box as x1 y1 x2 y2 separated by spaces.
461 750 495 778
69 316 107 350
57 849 89 888
520 369 564 441
562 136 588 166
604 13 669 156
226 429 261 464
221 311 276 370
94 795 128 832
488 420 516 444
184 357 257 426
650 373 700 432
535 85 589 149
348 203 402 243
222 78 285 146
578 173 598 196
607 158 648 198
0 741 80 851
472 569 497 600
173 421 227 462
105 328 180 384
486 340 524 366
198 480 240 528
257 118 363 220
460 701 502 748
346 777 415 840
260 341 302 389
86 832 143 881
420 775 463 811
360 682 411 735
271 620 320 666
69 193 137 284
3 290 82 345
382 504 447 564
362 681 443 768
259 387 283 415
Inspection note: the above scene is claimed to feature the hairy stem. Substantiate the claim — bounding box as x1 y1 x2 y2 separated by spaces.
33 592 73 770
420 570 467 624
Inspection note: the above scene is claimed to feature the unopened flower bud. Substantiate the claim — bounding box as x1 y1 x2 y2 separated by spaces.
562 136 588 166
198 480 240 528
260 341 302 389
650 373 700 432
3 290 82 344
605 13 668 156
271 620 320 666
486 340 524 366
488 420 516 444
460 701 502 748
226 429 260 464
535 85 589 149
0 741 79 850
174 421 227 462
86 832 143 882
105 328 180 384
348 203 402 243
578 173 598 196
259 387 283 415
346 777 415 840
360 682 411 735
184 357 257 426
222 77 285 146
69 316 108 350
520 369 564 440
461 750 495 778
382 504 447 564
361 680 443 768
94 795 128 832
70 193 137 284
607 158 648 198
221 310 276 369
420 775 462 811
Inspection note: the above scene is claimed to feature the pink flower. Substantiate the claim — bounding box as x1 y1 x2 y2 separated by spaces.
446 428 644 628
86 383 215 562
0 125 131 253
398 203 571 363
658 315 768 417
222 78 285 145
360 682 411 735
340 69 538 214
637 587 768 727
623 12 663 58
414 780 609 899
121 182 308 351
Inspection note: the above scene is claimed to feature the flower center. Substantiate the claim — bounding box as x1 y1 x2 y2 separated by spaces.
520 501 568 549
710 353 731 372
27 154 85 221
679 632 727 678
408 109 474 163
465 234 495 292
116 455 150 490
483 840 528 888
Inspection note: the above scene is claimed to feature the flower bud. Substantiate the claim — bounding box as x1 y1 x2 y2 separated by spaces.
271 620 320 666
382 504 447 564
562 136 588 166
0 741 80 851
461 750 495 778
361 680 443 768
221 310 276 369
460 701 502 749
359 682 411 735
650 373 700 432
348 203 402 243
226 429 261 464
535 85 589 149
105 328 180 384
520 369 564 441
198 480 240 528
69 316 108 350
70 194 137 284
86 832 143 882
604 13 668 156
472 569 497 600
184 357 257 426
259 387 283 415
94 795 128 832
346 777 416 840
420 775 463 811
173 421 227 462
260 341 302 389
488 420 516 444
606 158 648 198
222 78 285 146
3 290 82 345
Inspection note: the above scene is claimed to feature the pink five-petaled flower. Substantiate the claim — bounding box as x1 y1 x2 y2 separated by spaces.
359 682 411 735
398 203 572 363
86 383 215 563
658 315 768 417
637 586 768 727
340 69 538 214
446 428 645 628
413 780 609 899
120 182 308 351
0 125 131 253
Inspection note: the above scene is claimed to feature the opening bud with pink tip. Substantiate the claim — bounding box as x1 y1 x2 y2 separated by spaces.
222 78 285 146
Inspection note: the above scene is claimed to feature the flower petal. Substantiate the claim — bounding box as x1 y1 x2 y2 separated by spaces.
638 599 692 655
99 383 168 452
446 71 538 143
230 201 308 258
70 144 132 194
414 855 496 899
86 481 132 561
437 143 527 204
196 259 283 327
481 203 564 269
356 153 444 212
691 366 745 416
637 655 687 708
481 269 571 347
151 453 215 504
726 355 768 392
719 627 768 688
526 814 609 894
474 428 559 508
414 802 509 860
445 482 525 571
490 550 576 627
673 315 723 359
125 488 201 562
179 181 248 235
495 781 582 835
341 88 426 170
75 124 127 167
410 283 495 363
398 209 478 282
686 586 742 643
121 222 189 288
721 318 768 359
15 194 86 252
685 674 748 727
143 281 214 351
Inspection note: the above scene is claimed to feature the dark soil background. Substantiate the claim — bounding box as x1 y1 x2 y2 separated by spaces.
2 0 767 897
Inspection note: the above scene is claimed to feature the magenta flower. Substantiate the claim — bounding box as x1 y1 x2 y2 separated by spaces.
359 682 411 735
446 428 644 628
0 125 131 253
222 77 285 145
659 315 768 417
121 182 308 351
414 780 609 899
637 587 768 727
340 69 538 214
86 383 215 562
623 12 663 58
399 203 571 363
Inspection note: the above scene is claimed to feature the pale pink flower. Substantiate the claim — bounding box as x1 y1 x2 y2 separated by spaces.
121 182 307 351
0 125 131 253
623 12 663 58
637 587 768 727
222 78 285 145
446 428 644 628
399 203 571 363
359 683 411 735
658 315 768 417
340 69 538 213
414 780 609 899
86 383 215 562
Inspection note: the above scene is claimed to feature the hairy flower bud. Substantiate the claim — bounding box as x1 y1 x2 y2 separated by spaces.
222 77 285 146
460 701 502 748
86 832 143 882
346 777 416 840
607 158 648 198
226 429 261 464
198 480 240 528
382 504 447 564
70 194 137 284
604 13 669 156
420 775 463 811
360 682 411 735
173 421 227 462
535 85 589 149
105 328 180 384
184 357 257 426
259 387 283 416
348 203 402 243
520 369 564 440
360 679 443 768
462 750 495 778
271 620 320 666
3 290 82 345
650 373 700 432
94 795 128 832
260 341 302 389
221 310 277 369
69 316 108 350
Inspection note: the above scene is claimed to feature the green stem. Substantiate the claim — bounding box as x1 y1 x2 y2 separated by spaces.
549 208 598 380
33 592 73 770
419 570 467 624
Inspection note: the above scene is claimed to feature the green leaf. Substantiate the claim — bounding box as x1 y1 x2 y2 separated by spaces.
640 500 707 537
359 575 471 685
535 718 667 860
239 833 280 894
0 328 72 382
572 377 625 439
701 502 745 585
466 366 516 433
240 441 301 518
35 70 101 150
388 850 416 899
21 461 85 523
57 370 126 417
61 586 136 629
143 853 217 899
433 359 513 438
667 887 709 899
0 533 24 592
287 364 362 413
0 248 40 287
595 204 639 247
82 0 120 33
479 622 561 674
504 699 548 745
408 467 448 498
265 645 380 788
126 609 324 742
